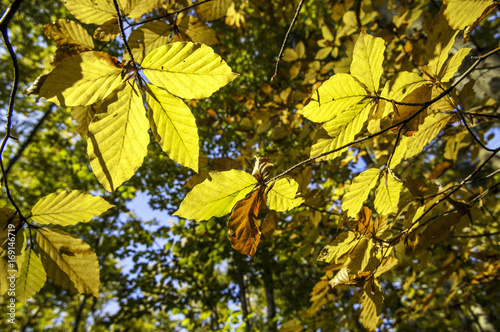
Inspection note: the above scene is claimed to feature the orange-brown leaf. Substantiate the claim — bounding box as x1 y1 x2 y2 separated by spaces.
228 188 263 258
392 85 431 136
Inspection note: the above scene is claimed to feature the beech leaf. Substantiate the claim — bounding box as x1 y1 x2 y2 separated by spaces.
16 249 47 303
350 32 385 93
174 170 258 221
31 190 114 226
373 176 403 216
360 279 384 331
341 168 381 218
266 177 304 212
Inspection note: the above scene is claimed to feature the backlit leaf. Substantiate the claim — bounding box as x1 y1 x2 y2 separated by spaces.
43 19 94 49
373 175 403 216
126 21 172 64
16 249 47 303
381 72 428 117
360 279 384 331
300 73 367 123
346 238 373 274
31 190 114 226
443 0 496 30
142 42 238 99
174 170 258 221
318 231 358 264
310 99 371 160
195 0 232 21
63 0 117 25
93 19 120 41
71 103 99 138
341 168 381 218
266 177 304 212
392 85 432 135
390 112 452 167
350 32 385 92
87 84 149 192
228 188 263 258
146 84 199 172
39 51 123 106
426 9 459 78
440 48 472 83
37 228 100 297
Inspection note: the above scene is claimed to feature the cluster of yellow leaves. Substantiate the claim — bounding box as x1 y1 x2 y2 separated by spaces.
35 0 238 192
0 191 113 301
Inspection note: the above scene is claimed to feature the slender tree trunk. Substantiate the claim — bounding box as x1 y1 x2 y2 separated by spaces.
72 293 88 332
236 259 252 332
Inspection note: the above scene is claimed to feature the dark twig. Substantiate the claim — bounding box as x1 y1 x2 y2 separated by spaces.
0 0 24 31
1 28 26 222
112 0 136 65
128 0 214 27
270 0 305 82
457 110 496 152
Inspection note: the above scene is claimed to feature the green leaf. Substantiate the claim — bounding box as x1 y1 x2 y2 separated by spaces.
39 51 123 106
87 83 150 192
310 100 371 160
380 72 428 117
373 175 403 216
440 48 472 83
142 42 238 99
341 168 381 218
317 231 358 264
350 32 385 93
300 73 367 123
146 84 199 172
31 190 114 226
37 228 100 298
126 21 172 64
390 112 452 167
443 0 496 30
16 249 47 303
266 177 304 212
174 170 258 221
360 279 384 331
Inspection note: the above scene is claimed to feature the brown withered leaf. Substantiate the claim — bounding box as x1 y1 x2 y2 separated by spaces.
392 85 432 136
349 206 374 235
227 187 264 258
93 19 120 41
428 161 452 180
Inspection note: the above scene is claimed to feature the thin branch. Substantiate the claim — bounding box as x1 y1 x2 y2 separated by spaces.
405 146 500 237
0 0 24 31
457 110 496 152
451 230 500 239
1 28 26 222
112 0 136 65
266 46 500 185
270 0 305 82
128 0 214 27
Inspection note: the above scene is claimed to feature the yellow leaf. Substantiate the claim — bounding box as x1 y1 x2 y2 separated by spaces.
37 228 100 298
392 85 432 135
317 231 358 264
350 32 385 93
126 21 172 64
87 83 149 192
373 175 403 216
374 257 398 277
39 51 123 106
228 189 263 258
71 103 99 138
31 190 114 226
426 9 459 78
146 84 199 172
182 18 219 46
341 168 381 218
266 177 304 212
443 0 497 30
390 112 452 167
63 0 117 25
380 71 428 118
93 19 120 41
195 0 232 21
360 279 384 331
173 170 258 221
300 73 367 123
15 249 47 303
440 48 472 83
310 99 371 160
43 19 94 49
346 238 373 274
121 0 157 19
142 42 238 99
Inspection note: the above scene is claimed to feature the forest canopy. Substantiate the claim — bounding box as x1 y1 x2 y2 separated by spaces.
1 0 500 331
